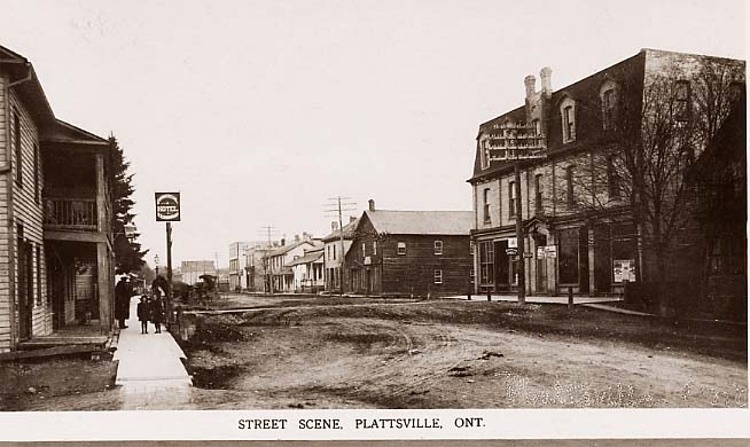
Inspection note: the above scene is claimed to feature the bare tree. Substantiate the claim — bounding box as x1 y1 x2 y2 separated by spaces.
570 58 743 312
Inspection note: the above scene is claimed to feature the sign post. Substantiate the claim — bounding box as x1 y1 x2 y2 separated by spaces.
155 192 181 326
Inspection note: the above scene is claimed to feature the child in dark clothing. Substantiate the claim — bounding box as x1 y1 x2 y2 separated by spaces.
137 296 151 334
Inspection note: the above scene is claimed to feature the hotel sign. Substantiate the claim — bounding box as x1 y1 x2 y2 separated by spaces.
155 192 181 221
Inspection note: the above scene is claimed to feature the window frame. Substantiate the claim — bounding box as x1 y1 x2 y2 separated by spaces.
535 173 543 212
509 180 516 217
433 269 443 285
482 188 491 224
434 240 443 256
397 242 406 256
560 97 576 143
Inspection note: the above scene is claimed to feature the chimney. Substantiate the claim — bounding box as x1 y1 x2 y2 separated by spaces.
540 67 552 96
295 234 300 242
368 199 375 211
331 221 339 231
524 75 536 100
280 238 285 246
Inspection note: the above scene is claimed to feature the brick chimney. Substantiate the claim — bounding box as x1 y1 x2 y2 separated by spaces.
331 221 339 231
368 199 375 211
540 67 552 96
524 75 536 100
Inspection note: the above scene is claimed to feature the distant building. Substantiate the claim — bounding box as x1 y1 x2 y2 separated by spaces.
321 217 359 293
180 260 217 285
266 234 321 293
346 200 473 297
244 242 276 292
228 241 250 290
288 246 325 293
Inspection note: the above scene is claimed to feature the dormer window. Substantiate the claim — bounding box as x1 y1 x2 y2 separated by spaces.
480 136 490 170
560 97 576 143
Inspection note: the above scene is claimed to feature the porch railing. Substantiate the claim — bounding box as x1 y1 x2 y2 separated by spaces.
44 198 98 231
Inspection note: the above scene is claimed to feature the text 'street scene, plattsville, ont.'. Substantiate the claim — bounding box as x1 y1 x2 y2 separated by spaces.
0 0 747 442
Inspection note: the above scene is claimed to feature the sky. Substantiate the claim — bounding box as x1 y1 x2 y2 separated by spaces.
0 0 745 269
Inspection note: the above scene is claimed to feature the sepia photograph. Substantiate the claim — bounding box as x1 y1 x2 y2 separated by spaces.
0 0 747 442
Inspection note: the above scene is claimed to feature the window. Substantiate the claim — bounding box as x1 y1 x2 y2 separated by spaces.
434 240 443 255
33 143 40 203
373 241 377 255
481 138 490 169
535 174 543 212
531 119 540 136
433 269 443 284
560 98 576 143
483 188 491 224
602 89 616 130
509 181 516 217
362 243 366 257
36 244 42 306
479 241 494 285
674 80 690 122
566 165 576 208
14 109 22 186
469 269 475 278
607 157 620 199
397 242 406 255
333 244 337 260
470 242 475 255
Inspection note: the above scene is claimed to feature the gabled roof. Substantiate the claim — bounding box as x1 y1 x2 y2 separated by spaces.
267 239 322 257
287 249 324 267
362 210 473 236
1 44 55 128
43 119 109 146
321 218 360 242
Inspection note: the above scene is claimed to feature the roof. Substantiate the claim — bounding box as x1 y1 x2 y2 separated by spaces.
321 218 360 242
363 210 473 236
267 239 322 257
287 249 324 266
43 120 109 146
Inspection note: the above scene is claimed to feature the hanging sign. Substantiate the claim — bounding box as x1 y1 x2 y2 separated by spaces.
155 192 181 221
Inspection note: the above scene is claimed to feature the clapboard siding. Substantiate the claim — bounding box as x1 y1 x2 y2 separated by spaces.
0 75 12 351
8 91 50 342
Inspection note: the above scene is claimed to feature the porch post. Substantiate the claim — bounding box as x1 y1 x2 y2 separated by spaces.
97 241 112 333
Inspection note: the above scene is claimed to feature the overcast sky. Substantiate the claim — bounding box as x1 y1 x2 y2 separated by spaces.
0 0 745 269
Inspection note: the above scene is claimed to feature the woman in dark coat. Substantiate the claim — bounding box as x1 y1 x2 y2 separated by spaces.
137 296 151 334
152 296 166 334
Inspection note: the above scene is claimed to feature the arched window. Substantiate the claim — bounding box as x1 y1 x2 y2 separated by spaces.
559 97 576 143
600 80 619 131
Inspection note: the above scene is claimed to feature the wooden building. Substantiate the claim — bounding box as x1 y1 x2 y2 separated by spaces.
1 44 115 352
345 200 473 297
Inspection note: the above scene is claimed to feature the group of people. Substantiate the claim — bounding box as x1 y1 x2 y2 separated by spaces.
137 294 166 334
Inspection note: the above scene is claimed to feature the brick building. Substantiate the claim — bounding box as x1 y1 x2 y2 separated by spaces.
469 49 744 298
346 200 473 297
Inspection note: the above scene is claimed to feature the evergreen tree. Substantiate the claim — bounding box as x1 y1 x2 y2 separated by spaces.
110 135 148 273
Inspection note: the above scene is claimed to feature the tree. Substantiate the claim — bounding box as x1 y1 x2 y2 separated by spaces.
110 135 148 274
572 57 744 314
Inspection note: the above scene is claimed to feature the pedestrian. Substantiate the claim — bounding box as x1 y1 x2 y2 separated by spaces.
115 277 132 329
152 296 166 334
137 295 151 334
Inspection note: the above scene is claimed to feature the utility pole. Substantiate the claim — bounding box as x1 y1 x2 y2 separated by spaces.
487 122 546 305
166 222 173 320
258 225 279 294
324 197 356 295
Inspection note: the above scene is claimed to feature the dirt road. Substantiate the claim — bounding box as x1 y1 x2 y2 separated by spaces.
182 300 747 409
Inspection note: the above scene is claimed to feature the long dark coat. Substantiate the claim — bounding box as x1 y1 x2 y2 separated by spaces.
137 299 152 322
115 280 132 320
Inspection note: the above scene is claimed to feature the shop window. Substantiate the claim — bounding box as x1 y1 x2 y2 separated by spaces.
479 241 494 285
558 228 580 284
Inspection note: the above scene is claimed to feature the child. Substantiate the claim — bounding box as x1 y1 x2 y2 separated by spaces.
137 296 151 334
152 296 165 334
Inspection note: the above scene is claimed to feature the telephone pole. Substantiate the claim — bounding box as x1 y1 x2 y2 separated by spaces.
324 197 356 295
257 225 279 294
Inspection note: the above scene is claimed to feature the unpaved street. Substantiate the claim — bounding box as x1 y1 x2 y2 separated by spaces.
181 299 747 409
